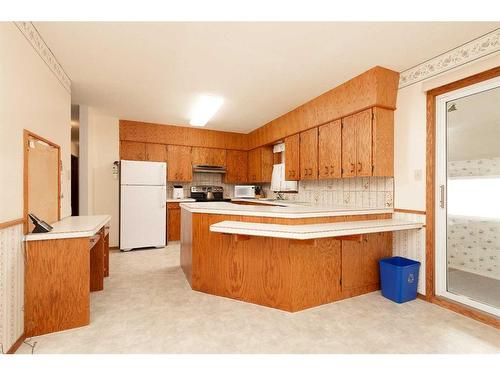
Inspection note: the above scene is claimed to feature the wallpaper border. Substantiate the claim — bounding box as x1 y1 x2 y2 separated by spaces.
14 21 71 93
399 28 500 88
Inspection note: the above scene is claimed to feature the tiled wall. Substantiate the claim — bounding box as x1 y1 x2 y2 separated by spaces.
282 177 394 208
167 173 239 199
392 212 427 295
170 174 395 209
0 223 24 353
448 216 500 280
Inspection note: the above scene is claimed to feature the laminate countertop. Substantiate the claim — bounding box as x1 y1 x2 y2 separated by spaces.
25 215 111 241
210 219 424 240
180 201 393 219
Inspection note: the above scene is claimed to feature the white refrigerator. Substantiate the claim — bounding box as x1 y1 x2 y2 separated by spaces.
120 160 167 251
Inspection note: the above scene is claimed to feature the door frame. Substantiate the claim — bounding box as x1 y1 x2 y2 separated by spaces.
426 66 500 328
23 129 61 234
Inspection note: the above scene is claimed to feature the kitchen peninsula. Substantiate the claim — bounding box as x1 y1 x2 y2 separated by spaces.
180 201 422 312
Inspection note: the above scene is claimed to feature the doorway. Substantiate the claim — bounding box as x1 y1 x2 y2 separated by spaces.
435 76 500 316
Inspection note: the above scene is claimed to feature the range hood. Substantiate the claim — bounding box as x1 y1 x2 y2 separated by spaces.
192 165 227 174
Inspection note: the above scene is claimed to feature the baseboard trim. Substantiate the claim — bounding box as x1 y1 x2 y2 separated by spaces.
6 332 25 354
430 296 500 329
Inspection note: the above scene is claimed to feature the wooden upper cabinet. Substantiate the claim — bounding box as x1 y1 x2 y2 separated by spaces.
372 107 394 177
225 150 248 184
120 141 146 161
247 146 273 183
299 128 318 180
145 143 167 162
284 134 299 181
261 146 273 182
167 145 192 182
318 120 341 179
341 109 372 178
247 148 261 183
191 147 226 167
355 109 373 177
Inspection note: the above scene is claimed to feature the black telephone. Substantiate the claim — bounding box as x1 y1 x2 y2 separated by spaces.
28 214 53 233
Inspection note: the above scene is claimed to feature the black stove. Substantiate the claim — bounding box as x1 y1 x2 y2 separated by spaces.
189 185 230 202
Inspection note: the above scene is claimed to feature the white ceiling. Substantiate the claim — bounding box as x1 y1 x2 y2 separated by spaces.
35 22 499 133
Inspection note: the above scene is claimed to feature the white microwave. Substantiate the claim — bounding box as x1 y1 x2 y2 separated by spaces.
234 185 256 198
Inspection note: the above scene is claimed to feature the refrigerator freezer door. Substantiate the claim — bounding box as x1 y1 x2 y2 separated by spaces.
120 185 166 250
121 160 166 186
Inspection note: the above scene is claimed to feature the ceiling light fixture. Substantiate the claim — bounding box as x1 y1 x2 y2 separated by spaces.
189 95 224 127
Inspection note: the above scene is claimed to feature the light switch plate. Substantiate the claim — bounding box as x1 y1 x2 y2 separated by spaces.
414 169 423 181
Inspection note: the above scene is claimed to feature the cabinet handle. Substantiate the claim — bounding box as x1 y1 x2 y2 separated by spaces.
324 166 329 175
350 163 355 173
304 169 308 177
309 168 313 176
330 165 334 175
358 162 362 172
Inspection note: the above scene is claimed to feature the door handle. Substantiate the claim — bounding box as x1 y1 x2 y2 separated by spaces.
350 163 355 173
439 184 445 209
330 165 334 175
358 162 362 172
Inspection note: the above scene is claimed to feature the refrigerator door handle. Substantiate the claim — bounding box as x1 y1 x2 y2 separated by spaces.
161 186 166 207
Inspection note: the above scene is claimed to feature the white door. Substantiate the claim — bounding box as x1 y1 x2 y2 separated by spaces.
120 185 166 250
121 160 166 186
435 76 500 317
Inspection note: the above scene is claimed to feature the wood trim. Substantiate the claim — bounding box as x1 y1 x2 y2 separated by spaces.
426 66 500 324
394 208 426 215
23 130 61 234
430 296 500 329
0 218 24 230
6 332 25 354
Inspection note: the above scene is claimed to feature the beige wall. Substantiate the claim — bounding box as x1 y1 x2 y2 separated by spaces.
0 23 72 222
0 22 71 352
394 52 500 211
80 107 120 246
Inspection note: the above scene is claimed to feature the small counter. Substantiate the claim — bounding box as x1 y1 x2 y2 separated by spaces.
24 215 111 337
25 215 111 241
210 219 423 240
166 198 196 203
180 201 393 219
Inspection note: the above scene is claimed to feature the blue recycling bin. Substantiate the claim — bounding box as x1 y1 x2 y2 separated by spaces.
379 256 420 303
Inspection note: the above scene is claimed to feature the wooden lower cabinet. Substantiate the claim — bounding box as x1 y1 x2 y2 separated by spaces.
167 203 181 241
341 232 392 292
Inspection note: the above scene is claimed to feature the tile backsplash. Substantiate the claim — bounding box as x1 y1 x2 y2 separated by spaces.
276 177 394 208
170 172 394 209
167 173 237 199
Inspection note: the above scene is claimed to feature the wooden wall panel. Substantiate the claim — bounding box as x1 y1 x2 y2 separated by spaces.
119 67 399 152
247 66 399 149
120 120 248 150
